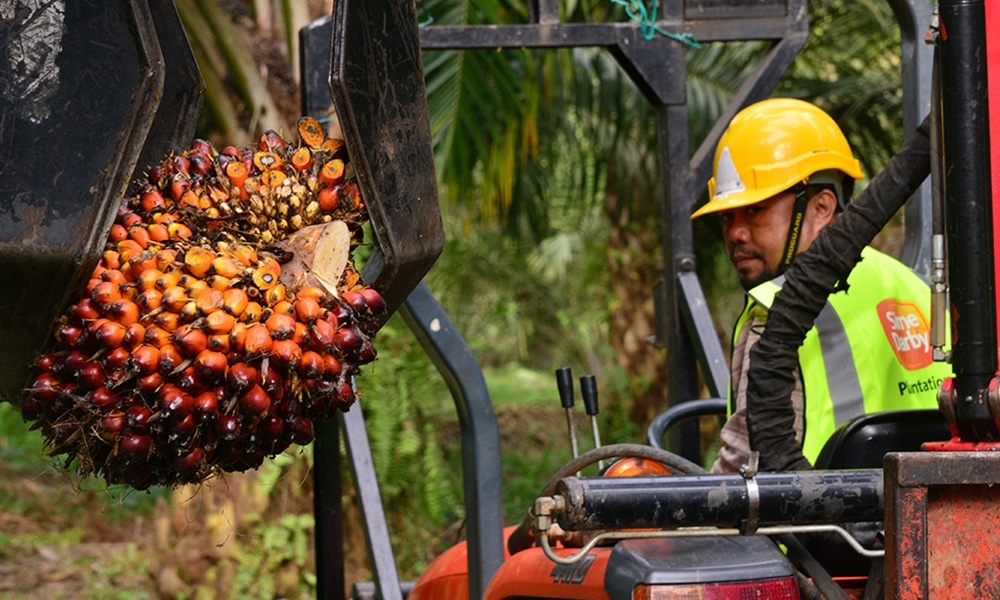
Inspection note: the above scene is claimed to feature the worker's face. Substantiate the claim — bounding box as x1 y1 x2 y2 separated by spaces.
720 189 837 290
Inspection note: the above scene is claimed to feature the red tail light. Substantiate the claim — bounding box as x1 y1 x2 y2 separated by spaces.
633 576 800 599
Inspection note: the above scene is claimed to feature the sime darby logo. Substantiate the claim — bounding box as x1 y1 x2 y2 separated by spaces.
877 299 933 370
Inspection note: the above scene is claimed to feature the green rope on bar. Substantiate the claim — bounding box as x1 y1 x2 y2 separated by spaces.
611 0 701 47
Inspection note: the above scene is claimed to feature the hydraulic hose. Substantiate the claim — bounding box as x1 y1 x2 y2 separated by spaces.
746 115 933 471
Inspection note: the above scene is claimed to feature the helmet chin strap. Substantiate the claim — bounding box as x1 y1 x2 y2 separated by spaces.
776 183 810 277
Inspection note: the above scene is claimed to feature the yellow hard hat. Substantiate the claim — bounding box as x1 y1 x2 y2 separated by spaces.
692 98 865 219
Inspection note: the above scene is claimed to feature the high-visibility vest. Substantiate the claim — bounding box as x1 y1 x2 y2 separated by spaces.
732 246 953 463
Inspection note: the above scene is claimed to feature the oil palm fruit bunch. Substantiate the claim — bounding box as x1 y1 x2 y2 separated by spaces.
19 117 387 490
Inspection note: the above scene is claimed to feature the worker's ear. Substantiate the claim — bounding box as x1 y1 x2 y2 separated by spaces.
808 188 838 228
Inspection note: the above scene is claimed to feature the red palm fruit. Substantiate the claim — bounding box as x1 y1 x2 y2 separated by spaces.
123 322 146 349
175 446 205 474
260 415 285 442
109 223 128 243
147 223 169 243
360 288 386 314
195 288 224 315
175 365 207 395
140 188 166 212
194 349 228 381
251 257 281 290
298 351 324 379
161 286 189 312
154 310 181 332
194 390 220 417
341 290 367 314
144 325 172 348
183 247 216 279
62 349 89 373
323 354 342 378
100 412 126 441
294 297 323 324
174 324 209 357
240 301 263 323
270 339 302 371
105 346 132 371
329 304 350 327
261 367 284 402
228 322 248 354
90 386 120 409
189 152 211 176
136 288 162 312
107 299 140 326
158 344 186 375
28 373 61 402
126 405 154 432
358 341 377 364
119 432 152 456
77 360 107 390
92 319 127 349
334 327 361 355
55 323 85 348
161 385 195 417
120 210 143 229
334 380 357 410
308 319 336 353
288 415 314 445
258 130 287 153
137 372 164 395
227 362 258 392
244 324 273 356
239 384 270 418
317 186 339 212
33 353 58 372
319 159 345 187
168 176 190 202
223 288 249 317
128 344 161 375
207 333 230 354
265 312 296 340
72 297 101 322
91 280 122 309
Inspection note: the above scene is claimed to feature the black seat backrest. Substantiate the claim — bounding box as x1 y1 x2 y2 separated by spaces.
813 409 951 470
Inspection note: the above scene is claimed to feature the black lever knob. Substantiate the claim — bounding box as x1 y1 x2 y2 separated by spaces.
556 367 575 409
580 374 599 416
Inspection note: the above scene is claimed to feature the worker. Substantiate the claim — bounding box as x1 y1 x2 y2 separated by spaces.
691 98 952 473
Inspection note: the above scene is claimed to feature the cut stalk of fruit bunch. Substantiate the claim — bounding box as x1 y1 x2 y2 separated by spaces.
21 118 387 490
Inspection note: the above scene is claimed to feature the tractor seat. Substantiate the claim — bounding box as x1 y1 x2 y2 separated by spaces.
813 409 951 469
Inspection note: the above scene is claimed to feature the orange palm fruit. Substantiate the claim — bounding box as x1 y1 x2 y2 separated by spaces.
223 288 249 317
297 116 326 149
252 258 281 290
184 247 216 279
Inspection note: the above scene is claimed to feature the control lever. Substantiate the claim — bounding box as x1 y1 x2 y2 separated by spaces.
580 374 604 470
556 367 581 464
